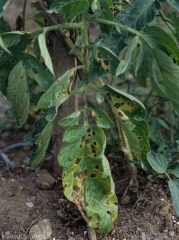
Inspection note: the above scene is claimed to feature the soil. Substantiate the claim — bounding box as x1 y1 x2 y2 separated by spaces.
1 1 179 240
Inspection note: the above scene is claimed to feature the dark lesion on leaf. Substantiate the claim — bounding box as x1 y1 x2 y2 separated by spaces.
87 128 91 133
86 139 90 144
92 131 95 136
81 136 85 142
32 68 38 74
95 165 99 169
73 185 80 192
75 158 81 164
118 112 123 117
97 52 102 59
107 211 112 215
90 173 96 178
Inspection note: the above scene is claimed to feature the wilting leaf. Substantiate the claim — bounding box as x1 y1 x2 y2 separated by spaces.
7 61 30 126
29 118 53 167
147 151 168 173
58 125 118 233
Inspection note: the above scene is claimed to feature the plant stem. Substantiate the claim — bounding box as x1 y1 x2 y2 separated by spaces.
22 0 27 31
158 10 175 35
30 22 85 38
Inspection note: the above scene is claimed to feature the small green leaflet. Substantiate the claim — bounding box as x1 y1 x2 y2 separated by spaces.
116 36 140 76
0 0 10 16
48 0 90 21
58 125 118 233
168 179 179 216
147 151 168 174
58 111 81 126
0 17 11 34
38 32 54 75
7 61 30 126
29 118 54 167
166 0 179 11
172 165 179 178
91 0 114 33
91 108 114 129
23 54 54 91
115 0 160 31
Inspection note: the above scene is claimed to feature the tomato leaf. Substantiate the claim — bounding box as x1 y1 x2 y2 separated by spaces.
147 151 168 173
7 61 30 126
58 125 118 234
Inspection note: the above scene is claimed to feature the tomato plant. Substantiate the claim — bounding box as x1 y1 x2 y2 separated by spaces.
1 0 179 234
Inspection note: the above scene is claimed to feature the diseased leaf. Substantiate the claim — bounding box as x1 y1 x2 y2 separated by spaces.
23 54 54 90
38 32 54 75
91 108 114 129
147 151 168 173
0 33 30 96
90 84 150 171
29 118 53 167
58 125 118 233
168 179 179 216
7 61 30 126
88 46 120 82
36 66 81 110
58 111 81 126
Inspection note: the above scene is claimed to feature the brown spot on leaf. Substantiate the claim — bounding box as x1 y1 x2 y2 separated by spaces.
118 112 123 117
107 211 111 215
94 142 97 145
92 131 95 136
97 52 102 59
32 68 38 74
95 165 99 169
115 103 122 108
86 139 90 144
104 60 109 66
90 173 96 178
81 136 85 142
75 158 81 164
87 128 91 133
73 185 80 192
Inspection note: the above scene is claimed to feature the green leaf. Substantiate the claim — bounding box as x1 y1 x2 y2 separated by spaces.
166 0 179 11
36 66 80 110
115 0 160 31
23 54 54 90
0 33 30 96
29 119 53 167
38 32 54 75
0 0 10 16
147 151 168 173
167 11 179 41
116 36 140 76
58 111 81 126
153 48 179 113
7 61 30 126
168 179 179 216
58 125 118 233
91 0 114 33
144 26 179 61
91 108 114 129
0 36 11 54
49 0 90 21
172 165 179 178
88 46 120 82
1 32 23 47
0 17 11 34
